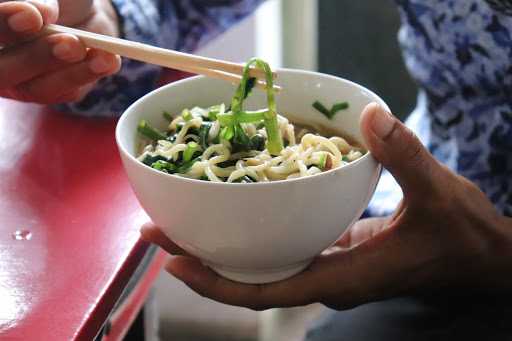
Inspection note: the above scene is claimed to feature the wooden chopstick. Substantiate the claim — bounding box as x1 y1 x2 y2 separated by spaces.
42 24 279 91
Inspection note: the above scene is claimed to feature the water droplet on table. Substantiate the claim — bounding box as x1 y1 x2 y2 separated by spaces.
12 230 32 241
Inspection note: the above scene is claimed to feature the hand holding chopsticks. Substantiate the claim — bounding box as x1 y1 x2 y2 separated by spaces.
42 24 279 91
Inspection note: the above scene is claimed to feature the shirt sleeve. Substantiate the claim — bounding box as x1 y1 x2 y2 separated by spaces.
54 0 263 117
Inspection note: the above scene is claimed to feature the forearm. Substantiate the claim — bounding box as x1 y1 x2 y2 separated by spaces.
55 0 264 117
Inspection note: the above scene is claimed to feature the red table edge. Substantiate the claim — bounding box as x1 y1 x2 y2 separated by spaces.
73 240 165 341
105 249 167 340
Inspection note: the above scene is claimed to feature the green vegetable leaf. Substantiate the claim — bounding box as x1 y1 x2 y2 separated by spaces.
199 123 212 150
249 134 265 151
137 120 167 141
142 154 167 166
151 160 177 173
231 58 283 155
217 159 237 168
176 157 201 174
231 124 251 152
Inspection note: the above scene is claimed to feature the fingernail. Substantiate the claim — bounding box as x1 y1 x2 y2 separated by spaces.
52 41 72 61
370 103 396 139
89 54 114 74
8 11 37 32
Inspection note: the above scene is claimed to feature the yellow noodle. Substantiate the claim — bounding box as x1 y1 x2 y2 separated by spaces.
140 113 364 182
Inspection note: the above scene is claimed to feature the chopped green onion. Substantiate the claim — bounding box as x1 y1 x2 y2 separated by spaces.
230 58 283 155
137 120 167 141
331 102 349 115
217 113 234 126
238 110 267 123
218 110 267 126
163 111 173 122
182 109 193 122
183 142 200 162
220 126 234 141
243 77 257 100
208 103 225 121
313 101 332 119
313 100 349 120
317 153 327 170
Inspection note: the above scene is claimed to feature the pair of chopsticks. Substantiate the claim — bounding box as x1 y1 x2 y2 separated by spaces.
42 24 279 91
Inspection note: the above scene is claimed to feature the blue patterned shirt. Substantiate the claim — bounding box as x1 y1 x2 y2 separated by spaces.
369 0 512 217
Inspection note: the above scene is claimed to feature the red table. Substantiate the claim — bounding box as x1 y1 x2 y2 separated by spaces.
0 98 166 340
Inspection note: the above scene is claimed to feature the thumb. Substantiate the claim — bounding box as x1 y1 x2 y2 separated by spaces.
360 103 442 198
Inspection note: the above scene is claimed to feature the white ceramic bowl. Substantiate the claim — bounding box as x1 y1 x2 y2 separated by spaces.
116 69 387 284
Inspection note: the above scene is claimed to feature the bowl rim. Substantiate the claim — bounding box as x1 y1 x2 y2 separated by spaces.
116 68 385 187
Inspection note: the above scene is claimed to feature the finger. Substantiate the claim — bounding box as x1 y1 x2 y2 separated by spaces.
0 33 86 88
0 1 57 42
0 2 42 42
335 217 389 249
25 0 59 24
166 255 328 310
166 224 419 311
360 103 445 198
14 49 121 104
140 223 190 256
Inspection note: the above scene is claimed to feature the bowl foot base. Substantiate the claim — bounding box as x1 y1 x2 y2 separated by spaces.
205 260 312 284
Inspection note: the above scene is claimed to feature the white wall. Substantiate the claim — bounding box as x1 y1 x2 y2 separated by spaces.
197 0 283 67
